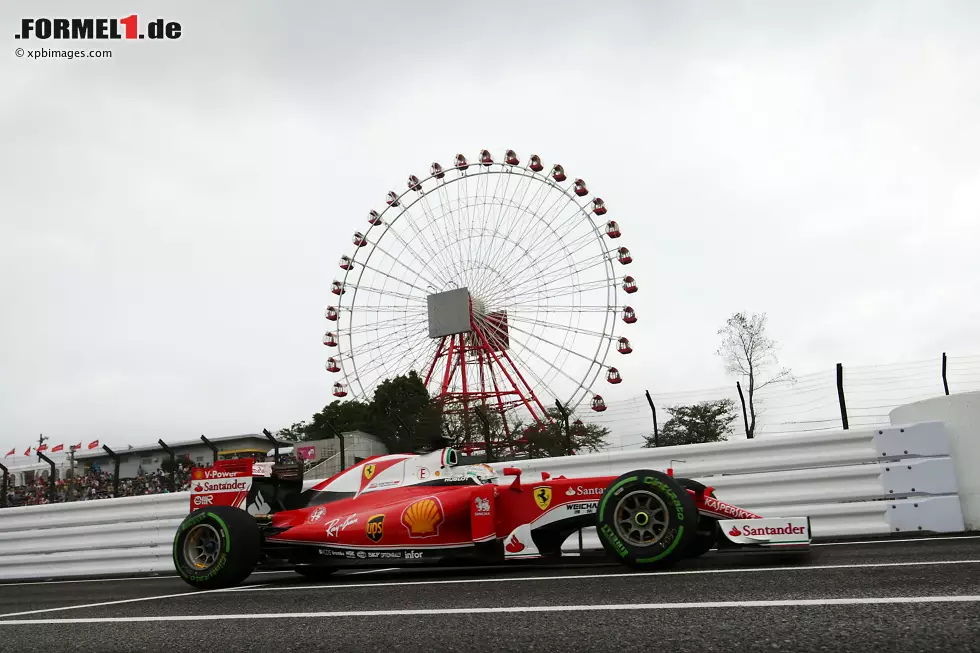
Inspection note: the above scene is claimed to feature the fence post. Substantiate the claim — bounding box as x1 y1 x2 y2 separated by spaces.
555 400 572 456
0 462 8 507
836 362 849 430
158 439 176 491
261 429 280 465
200 435 218 464
644 390 659 447
36 451 56 503
472 406 494 463
942 352 950 396
102 445 121 497
736 382 751 439
393 414 414 452
324 421 347 470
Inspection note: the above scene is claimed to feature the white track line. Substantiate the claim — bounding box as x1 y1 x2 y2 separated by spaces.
2 595 979 625
812 535 980 547
0 584 267 620
347 568 400 575
0 536 975 588
230 559 980 594
4 559 975 620
0 570 289 588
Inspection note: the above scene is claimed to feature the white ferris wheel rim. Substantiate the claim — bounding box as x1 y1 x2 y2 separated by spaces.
327 153 631 416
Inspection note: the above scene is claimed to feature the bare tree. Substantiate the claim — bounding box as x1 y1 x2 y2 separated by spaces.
716 312 793 438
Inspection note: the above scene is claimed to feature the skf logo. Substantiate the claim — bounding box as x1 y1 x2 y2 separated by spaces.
533 487 552 511
401 497 444 538
366 514 385 543
15 16 182 40
363 464 376 481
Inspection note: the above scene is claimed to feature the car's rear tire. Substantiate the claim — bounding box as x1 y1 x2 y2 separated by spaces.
597 470 697 570
294 565 340 580
173 506 260 590
678 478 718 558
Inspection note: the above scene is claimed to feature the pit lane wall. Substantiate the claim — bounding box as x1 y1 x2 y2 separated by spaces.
0 405 970 580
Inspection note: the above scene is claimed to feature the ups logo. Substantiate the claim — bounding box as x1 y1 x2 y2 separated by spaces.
366 514 385 543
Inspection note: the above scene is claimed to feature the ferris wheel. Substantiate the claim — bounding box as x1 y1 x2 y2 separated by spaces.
323 149 637 430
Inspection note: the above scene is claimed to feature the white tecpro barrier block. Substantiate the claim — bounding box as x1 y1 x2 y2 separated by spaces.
891 392 979 530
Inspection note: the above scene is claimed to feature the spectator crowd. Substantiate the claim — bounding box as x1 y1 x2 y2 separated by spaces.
3 466 193 507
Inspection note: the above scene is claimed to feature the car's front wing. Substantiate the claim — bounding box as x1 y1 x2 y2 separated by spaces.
716 516 812 549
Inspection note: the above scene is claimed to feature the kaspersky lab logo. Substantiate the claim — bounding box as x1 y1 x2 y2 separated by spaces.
15 16 182 41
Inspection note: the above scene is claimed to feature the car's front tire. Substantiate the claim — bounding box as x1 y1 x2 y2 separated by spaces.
597 469 697 570
173 506 260 590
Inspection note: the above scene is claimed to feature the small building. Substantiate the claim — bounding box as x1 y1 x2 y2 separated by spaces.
74 433 292 478
292 431 388 479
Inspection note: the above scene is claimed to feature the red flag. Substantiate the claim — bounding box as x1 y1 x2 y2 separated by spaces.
4 448 14 458
88 440 99 449
51 444 64 453
24 447 31 456
37 444 48 452
73 442 82 450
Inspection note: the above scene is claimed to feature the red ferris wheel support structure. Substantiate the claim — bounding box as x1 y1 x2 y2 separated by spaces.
423 297 548 437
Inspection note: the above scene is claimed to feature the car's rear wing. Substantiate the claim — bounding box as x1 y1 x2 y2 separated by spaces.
189 457 306 514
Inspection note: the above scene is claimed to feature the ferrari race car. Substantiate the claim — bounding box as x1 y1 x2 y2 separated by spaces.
173 448 811 589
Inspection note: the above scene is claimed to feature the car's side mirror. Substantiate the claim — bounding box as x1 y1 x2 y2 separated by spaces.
502 467 522 492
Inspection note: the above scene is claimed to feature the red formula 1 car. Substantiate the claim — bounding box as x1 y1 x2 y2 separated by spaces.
173 448 811 589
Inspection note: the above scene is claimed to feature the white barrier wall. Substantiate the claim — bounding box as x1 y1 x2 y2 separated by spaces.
0 416 968 581
890 391 980 530
489 421 965 551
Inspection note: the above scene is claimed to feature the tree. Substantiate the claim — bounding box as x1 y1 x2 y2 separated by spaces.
278 371 446 455
372 371 445 452
644 399 738 448
275 422 308 442
520 408 610 457
302 399 376 442
716 312 793 438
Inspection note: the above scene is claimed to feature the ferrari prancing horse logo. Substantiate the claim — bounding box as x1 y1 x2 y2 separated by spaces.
363 464 376 481
534 486 552 511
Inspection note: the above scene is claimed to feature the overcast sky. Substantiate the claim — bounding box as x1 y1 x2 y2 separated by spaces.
1 1 978 456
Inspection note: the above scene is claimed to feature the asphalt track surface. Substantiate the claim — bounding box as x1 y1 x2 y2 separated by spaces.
1 535 979 652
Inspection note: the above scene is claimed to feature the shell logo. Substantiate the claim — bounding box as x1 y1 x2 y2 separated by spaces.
401 496 445 538
192 469 204 480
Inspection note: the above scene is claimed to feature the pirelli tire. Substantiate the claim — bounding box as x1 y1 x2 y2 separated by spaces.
677 478 718 558
597 470 697 570
173 506 260 590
